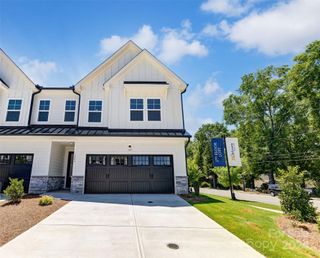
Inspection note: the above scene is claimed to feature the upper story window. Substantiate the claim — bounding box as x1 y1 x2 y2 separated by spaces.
130 98 143 121
6 99 22 122
64 100 76 122
147 99 161 121
88 100 102 122
38 100 50 122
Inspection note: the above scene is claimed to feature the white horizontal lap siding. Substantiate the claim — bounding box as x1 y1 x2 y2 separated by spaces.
31 90 78 125
0 137 52 176
73 137 187 178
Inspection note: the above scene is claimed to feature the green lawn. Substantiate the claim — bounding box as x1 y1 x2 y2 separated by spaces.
184 194 319 258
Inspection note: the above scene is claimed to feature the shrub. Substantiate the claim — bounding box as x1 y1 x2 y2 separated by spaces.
3 178 24 204
278 166 317 223
187 158 205 196
214 167 241 188
39 195 54 206
200 181 211 188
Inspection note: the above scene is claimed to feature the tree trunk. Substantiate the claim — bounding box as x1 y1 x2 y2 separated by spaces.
250 177 255 189
268 171 275 184
212 174 218 189
194 185 200 196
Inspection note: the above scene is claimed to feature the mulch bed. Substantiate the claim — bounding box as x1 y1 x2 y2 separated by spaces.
0 195 68 246
277 216 320 252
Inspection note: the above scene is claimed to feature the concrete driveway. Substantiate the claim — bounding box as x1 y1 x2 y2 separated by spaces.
0 194 263 258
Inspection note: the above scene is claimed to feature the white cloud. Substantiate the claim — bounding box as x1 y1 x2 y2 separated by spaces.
201 23 220 37
100 25 158 56
18 57 58 85
99 20 208 63
159 20 208 64
225 0 320 55
200 0 255 17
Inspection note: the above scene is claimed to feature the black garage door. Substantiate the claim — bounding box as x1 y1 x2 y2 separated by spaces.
0 154 33 193
85 155 174 193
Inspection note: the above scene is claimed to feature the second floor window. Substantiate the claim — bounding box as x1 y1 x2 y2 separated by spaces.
38 100 50 122
6 99 22 122
64 100 76 122
147 99 161 121
88 100 102 122
130 99 143 121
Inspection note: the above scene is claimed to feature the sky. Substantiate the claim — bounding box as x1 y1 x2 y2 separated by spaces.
1 0 320 134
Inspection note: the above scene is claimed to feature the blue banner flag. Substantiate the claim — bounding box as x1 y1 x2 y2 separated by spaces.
211 138 226 167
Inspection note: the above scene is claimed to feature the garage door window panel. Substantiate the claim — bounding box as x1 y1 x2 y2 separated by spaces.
111 156 128 166
6 99 22 122
130 99 143 121
88 100 102 123
147 99 161 121
88 155 106 166
15 155 33 165
153 156 171 166
132 156 149 166
0 155 10 164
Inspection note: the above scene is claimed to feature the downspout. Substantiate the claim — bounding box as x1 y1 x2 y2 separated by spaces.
72 86 81 127
28 85 42 126
180 83 188 132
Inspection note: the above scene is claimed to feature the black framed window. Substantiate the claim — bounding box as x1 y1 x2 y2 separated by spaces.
88 155 106 165
88 100 102 122
111 156 128 166
38 100 50 122
0 155 10 164
6 99 22 122
132 156 149 166
64 100 76 122
130 99 143 121
147 99 161 121
14 155 33 165
153 156 171 166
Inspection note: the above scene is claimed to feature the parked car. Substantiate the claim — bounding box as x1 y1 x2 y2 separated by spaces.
268 183 314 197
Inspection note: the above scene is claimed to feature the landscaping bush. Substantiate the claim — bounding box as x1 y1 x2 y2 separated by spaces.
3 178 24 204
278 166 317 223
187 158 205 196
39 195 54 206
200 181 211 188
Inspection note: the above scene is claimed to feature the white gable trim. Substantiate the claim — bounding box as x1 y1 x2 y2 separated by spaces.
75 41 141 90
103 50 187 92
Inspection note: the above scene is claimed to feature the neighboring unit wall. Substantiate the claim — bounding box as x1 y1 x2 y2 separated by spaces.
31 90 78 125
0 51 35 126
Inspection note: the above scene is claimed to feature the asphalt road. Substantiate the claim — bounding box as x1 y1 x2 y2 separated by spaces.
201 188 320 211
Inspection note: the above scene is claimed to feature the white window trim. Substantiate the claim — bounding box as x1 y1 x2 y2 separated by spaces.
5 98 23 123
129 97 144 121
64 99 77 122
88 99 103 123
147 98 162 122
37 99 51 123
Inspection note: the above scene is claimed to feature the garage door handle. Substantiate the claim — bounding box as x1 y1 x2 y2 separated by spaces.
149 173 154 179
106 174 110 179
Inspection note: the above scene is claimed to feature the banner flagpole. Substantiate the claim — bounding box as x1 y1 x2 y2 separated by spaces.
223 135 236 200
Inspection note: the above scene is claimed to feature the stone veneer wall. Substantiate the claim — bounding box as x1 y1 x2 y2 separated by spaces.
175 176 188 194
70 176 84 194
29 176 65 194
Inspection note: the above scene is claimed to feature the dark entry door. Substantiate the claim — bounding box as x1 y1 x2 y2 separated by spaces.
85 155 174 194
0 154 33 192
65 152 74 188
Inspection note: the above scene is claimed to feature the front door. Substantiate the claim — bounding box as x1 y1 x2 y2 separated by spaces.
66 152 74 188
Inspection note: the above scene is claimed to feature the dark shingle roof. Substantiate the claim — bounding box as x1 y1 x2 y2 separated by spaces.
0 126 191 138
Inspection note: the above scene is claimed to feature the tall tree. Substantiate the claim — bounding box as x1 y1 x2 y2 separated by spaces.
223 66 291 184
192 123 229 187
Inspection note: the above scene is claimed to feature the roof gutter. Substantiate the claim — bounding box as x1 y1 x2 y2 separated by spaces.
72 86 81 126
28 85 42 126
